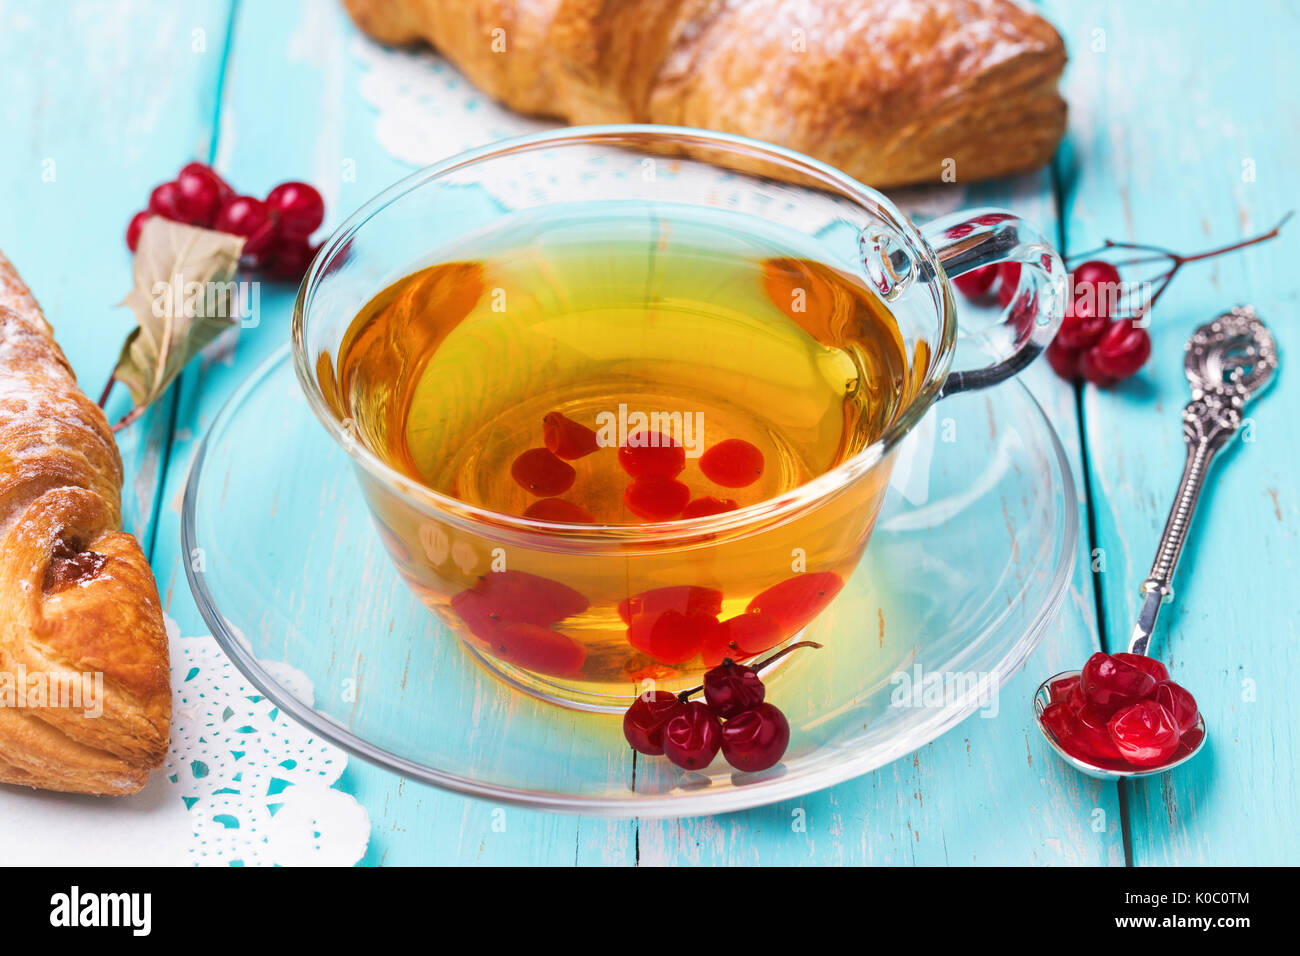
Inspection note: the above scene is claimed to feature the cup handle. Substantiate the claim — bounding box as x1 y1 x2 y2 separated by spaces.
920 209 1067 398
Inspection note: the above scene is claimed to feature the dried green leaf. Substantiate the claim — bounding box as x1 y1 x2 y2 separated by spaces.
111 217 246 427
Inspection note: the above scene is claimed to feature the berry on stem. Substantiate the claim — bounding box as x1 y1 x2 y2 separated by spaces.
720 703 790 772
174 164 224 226
702 659 765 719
214 195 279 263
265 181 325 239
622 688 686 756
1086 320 1151 384
662 700 723 770
126 211 151 252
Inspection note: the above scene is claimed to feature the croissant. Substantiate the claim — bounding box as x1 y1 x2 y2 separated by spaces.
343 0 1067 188
0 251 170 796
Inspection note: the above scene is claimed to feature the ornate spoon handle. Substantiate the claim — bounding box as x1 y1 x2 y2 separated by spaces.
1127 306 1277 656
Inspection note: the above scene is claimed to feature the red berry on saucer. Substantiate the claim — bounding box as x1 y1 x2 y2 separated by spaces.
720 703 790 772
702 659 765 719
662 700 723 770
622 689 686 756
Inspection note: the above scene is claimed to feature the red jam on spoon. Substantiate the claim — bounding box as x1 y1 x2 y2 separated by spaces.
1041 651 1201 772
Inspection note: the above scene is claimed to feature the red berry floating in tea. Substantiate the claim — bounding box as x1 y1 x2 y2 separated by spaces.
699 438 765 488
682 495 739 518
511 447 576 496
542 411 600 460
623 476 690 520
746 571 844 633
490 622 587 678
523 497 596 523
618 430 685 479
627 608 721 665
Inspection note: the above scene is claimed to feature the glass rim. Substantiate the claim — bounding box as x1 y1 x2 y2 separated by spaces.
290 123 957 543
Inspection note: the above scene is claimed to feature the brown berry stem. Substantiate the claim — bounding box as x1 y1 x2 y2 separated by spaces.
97 374 115 409
676 640 824 702
1066 212 1290 321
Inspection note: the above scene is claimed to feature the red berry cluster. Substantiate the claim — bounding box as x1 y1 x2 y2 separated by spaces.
1041 652 1202 770
509 412 765 523
623 643 820 772
126 162 325 281
953 260 1150 387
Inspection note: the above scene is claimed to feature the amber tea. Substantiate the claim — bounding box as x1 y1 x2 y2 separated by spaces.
320 208 922 705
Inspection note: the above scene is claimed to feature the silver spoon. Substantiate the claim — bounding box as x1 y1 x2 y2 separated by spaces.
1036 305 1278 778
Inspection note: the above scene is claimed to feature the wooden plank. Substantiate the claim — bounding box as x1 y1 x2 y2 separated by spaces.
1045 0 1299 864
144 0 636 866
0 0 233 547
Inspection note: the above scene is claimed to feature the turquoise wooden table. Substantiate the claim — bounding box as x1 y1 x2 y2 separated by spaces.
1 0 1295 865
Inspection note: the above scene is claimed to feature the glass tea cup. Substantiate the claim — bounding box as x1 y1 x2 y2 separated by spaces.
293 125 1066 711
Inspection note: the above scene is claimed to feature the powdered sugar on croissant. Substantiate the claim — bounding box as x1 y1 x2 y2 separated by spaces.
0 250 170 796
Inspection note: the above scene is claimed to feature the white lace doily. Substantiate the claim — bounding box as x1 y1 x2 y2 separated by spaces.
0 617 370 867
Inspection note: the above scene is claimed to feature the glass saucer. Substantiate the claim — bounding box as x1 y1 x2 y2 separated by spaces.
182 344 1077 817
